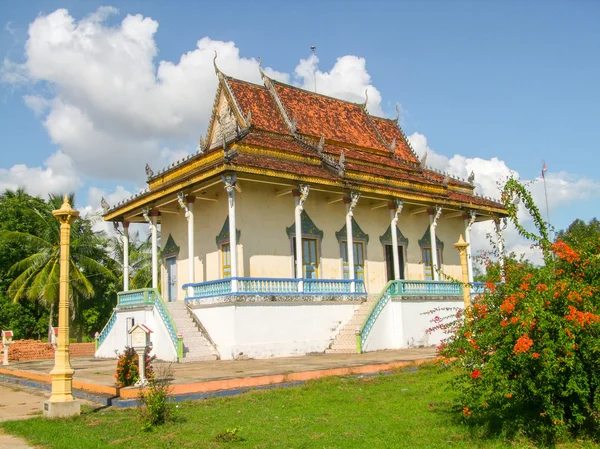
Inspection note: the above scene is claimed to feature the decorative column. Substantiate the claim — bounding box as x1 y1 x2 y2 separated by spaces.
143 208 159 290
454 235 471 309
122 221 130 292
494 217 506 271
389 199 404 280
222 174 238 292
293 185 310 292
178 193 196 298
44 196 80 417
345 192 360 292
464 211 476 284
428 206 442 281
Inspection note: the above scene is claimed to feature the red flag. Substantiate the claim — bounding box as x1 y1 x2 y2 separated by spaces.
541 161 547 178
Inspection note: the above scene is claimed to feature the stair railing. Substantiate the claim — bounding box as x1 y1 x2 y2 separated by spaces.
357 281 398 353
185 303 220 360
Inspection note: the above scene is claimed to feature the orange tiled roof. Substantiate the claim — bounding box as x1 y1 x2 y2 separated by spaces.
103 72 507 219
227 79 289 135
369 116 419 164
272 81 388 151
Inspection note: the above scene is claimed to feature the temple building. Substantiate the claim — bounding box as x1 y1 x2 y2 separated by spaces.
96 56 507 362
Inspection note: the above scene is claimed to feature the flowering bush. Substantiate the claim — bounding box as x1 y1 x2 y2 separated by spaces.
438 178 600 443
115 346 155 388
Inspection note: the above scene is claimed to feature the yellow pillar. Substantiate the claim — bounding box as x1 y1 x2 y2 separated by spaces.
454 234 470 309
44 196 80 417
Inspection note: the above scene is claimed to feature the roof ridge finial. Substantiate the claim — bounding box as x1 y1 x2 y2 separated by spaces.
213 51 224 80
362 88 369 110
258 56 266 80
395 104 400 123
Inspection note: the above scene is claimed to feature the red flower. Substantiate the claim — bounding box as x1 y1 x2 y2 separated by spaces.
471 369 482 379
514 335 534 354
552 239 580 263
533 352 540 359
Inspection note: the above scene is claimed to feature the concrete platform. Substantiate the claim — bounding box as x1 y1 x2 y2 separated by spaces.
0 348 437 403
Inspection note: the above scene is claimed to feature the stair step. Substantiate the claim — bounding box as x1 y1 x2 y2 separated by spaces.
165 302 219 362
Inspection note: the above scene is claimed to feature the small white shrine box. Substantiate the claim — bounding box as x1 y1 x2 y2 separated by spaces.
2 330 13 346
128 324 152 349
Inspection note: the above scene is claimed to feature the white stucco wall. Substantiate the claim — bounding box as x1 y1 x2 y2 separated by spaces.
158 181 471 299
399 299 463 348
191 302 357 360
95 306 178 362
362 298 464 352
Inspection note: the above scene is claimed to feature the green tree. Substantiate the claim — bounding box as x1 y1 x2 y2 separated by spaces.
0 189 50 339
109 230 153 289
0 193 115 340
556 217 600 250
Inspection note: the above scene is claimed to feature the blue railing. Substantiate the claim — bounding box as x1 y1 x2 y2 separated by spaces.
97 309 117 348
238 278 299 293
112 288 179 357
183 277 365 299
117 289 154 307
150 289 179 352
305 279 365 293
184 279 232 299
394 280 463 296
359 281 395 352
471 282 487 296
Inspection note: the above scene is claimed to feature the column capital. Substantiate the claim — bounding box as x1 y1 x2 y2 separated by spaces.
345 192 360 213
149 209 160 217
122 221 130 229
186 195 196 204
428 206 442 226
221 173 237 192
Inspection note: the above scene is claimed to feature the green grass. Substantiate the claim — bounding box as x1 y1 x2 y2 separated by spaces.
0 364 596 448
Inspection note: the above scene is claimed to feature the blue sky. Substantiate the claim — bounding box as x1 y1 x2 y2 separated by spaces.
0 0 599 257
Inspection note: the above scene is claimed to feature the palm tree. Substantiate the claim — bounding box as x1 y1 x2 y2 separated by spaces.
109 229 154 290
0 193 115 339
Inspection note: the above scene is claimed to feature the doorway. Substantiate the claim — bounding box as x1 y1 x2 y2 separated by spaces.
165 256 177 301
385 245 405 281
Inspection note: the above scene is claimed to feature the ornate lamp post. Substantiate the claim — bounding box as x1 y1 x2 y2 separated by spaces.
454 234 471 310
44 195 81 418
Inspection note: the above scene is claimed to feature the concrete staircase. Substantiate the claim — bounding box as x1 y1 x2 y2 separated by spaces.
166 301 219 362
326 296 377 354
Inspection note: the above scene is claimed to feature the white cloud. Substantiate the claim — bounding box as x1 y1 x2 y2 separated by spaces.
2 7 385 184
407 132 600 263
3 6 599 264
293 54 383 116
0 151 81 197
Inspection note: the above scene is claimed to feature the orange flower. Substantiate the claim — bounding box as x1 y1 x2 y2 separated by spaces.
506 393 513 399
513 335 534 354
463 407 472 416
501 319 509 327
500 296 518 315
536 283 548 292
565 306 600 328
552 239 580 263
520 283 530 292
533 352 540 359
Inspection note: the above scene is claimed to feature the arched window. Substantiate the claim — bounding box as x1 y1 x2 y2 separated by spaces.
286 210 323 279
215 216 241 279
418 225 444 281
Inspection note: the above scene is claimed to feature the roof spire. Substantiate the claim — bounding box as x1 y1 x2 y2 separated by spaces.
395 104 400 123
213 51 224 80
362 88 369 110
258 56 266 80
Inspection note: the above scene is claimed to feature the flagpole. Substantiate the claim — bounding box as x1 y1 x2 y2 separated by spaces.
542 159 552 242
